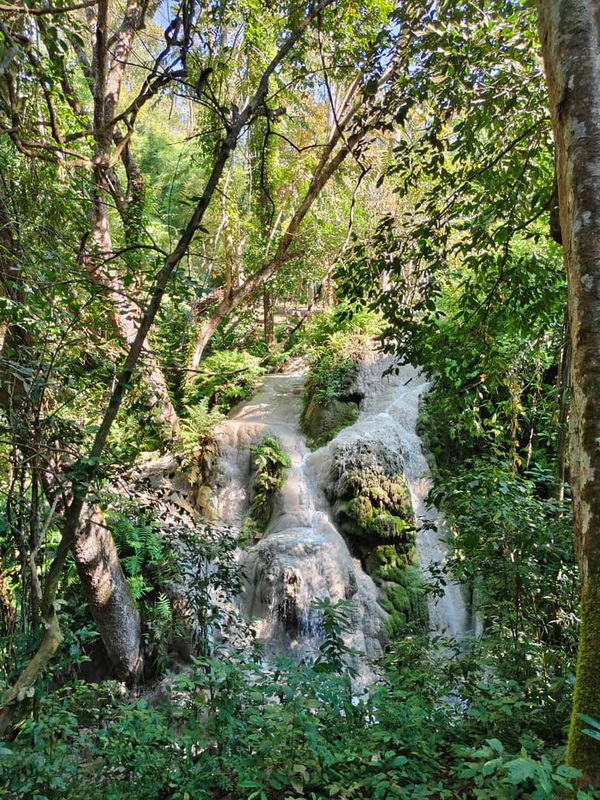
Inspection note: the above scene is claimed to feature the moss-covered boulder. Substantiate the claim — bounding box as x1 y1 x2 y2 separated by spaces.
323 438 428 635
301 356 363 448
302 395 359 448
325 440 414 552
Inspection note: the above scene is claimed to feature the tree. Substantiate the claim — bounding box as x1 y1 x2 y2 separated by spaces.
185 3 401 372
537 0 600 783
0 0 342 727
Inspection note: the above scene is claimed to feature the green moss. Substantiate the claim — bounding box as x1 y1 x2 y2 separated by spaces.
300 324 373 448
567 579 600 781
302 395 359 448
380 565 429 638
326 447 427 637
243 436 291 539
340 468 415 549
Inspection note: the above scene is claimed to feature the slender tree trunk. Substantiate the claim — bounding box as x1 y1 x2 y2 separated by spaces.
89 185 180 437
538 0 600 783
263 288 275 349
188 140 354 371
1 187 145 684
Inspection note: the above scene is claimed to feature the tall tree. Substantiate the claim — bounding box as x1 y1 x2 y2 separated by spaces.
538 0 600 783
0 0 341 726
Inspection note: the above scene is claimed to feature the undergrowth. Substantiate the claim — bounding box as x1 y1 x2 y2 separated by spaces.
0 631 593 799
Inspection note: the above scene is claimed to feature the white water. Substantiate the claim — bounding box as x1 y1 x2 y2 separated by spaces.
212 356 472 671
352 358 473 638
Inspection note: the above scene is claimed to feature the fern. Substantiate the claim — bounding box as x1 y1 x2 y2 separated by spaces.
154 593 172 620
245 435 291 534
179 399 224 466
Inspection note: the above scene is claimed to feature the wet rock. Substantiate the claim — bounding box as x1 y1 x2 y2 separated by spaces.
302 395 359 448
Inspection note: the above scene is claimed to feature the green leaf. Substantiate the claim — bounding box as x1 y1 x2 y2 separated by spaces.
503 757 536 785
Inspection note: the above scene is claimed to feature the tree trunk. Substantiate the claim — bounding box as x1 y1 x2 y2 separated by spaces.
188 139 354 371
263 288 275 349
87 0 180 438
89 186 181 438
72 506 143 683
538 0 600 783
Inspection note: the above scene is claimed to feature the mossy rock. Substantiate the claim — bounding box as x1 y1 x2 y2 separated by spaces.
367 544 417 577
333 467 415 549
302 395 359 448
380 566 429 637
324 438 427 636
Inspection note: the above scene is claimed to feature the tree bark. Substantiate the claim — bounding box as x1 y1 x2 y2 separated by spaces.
88 0 180 438
89 185 181 438
72 506 143 682
538 0 600 783
263 288 275 349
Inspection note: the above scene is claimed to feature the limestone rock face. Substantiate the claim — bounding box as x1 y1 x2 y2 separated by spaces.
244 522 386 664
302 395 359 448
211 371 386 672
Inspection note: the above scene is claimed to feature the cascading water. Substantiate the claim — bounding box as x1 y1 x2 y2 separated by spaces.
212 354 472 673
213 373 386 667
350 357 473 639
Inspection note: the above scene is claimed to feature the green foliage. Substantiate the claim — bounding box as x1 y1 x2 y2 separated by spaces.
108 509 170 601
308 349 358 407
312 598 357 675
107 506 180 670
300 305 382 446
300 303 383 350
431 462 578 674
1 633 592 800
172 525 247 656
179 399 225 466
185 350 265 413
456 738 587 800
244 436 292 537
580 715 600 743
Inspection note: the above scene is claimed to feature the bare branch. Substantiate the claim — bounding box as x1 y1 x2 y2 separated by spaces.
0 0 97 15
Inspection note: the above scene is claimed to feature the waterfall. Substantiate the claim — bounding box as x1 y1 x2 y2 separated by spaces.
353 358 473 639
212 355 472 672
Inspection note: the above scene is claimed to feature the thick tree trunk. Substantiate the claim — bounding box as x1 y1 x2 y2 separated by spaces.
72 506 143 682
89 188 181 437
538 0 600 783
